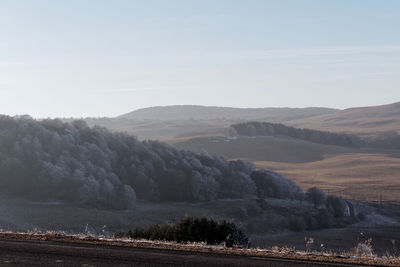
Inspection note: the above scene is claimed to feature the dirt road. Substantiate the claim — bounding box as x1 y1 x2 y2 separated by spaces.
0 238 366 267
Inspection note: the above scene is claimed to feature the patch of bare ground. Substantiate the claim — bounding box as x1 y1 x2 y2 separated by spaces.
0 231 399 266
254 153 400 202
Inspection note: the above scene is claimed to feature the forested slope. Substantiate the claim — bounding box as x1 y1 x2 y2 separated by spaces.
0 116 302 209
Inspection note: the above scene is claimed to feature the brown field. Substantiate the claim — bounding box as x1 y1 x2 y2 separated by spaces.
254 153 400 202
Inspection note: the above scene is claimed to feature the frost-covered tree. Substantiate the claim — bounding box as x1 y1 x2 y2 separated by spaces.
0 116 305 209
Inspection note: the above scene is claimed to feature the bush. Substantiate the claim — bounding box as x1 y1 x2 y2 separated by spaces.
114 217 249 247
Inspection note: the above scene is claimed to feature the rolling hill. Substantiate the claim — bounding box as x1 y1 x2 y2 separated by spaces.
87 102 400 140
288 102 400 137
84 105 338 140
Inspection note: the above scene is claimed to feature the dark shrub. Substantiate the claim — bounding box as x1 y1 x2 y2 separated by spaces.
115 217 249 247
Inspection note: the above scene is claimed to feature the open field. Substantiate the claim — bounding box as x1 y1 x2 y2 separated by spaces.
172 136 357 163
254 153 400 202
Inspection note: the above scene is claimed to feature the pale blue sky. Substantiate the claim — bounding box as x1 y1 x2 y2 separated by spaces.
1 0 400 117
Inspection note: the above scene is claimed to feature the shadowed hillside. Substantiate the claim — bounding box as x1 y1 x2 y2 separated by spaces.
172 136 356 163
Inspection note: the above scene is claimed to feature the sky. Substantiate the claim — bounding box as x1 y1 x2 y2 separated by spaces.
1 0 400 118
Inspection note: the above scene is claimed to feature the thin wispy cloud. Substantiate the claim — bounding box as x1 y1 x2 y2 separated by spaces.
243 45 400 59
97 87 180 93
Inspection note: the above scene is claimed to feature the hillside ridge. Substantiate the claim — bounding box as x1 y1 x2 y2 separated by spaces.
118 105 339 121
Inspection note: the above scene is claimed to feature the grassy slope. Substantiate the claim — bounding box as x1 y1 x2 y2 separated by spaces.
287 102 400 137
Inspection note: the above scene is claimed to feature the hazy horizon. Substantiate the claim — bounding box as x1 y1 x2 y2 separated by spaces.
1 0 400 118
7 100 400 120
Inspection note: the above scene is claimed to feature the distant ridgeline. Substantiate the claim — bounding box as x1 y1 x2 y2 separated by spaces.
0 116 307 209
230 122 364 148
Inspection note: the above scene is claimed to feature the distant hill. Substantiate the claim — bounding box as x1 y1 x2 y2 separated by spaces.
86 102 400 140
289 102 400 137
118 105 338 122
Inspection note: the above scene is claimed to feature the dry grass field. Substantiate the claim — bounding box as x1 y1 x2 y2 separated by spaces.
254 153 400 202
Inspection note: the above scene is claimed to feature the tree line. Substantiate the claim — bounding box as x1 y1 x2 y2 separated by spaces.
230 122 363 147
231 121 400 149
